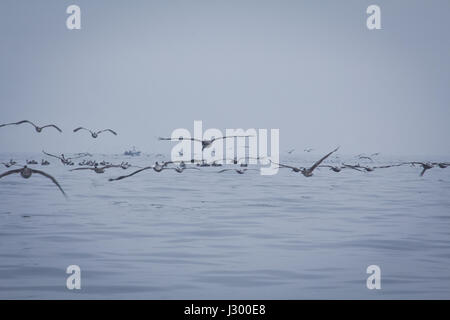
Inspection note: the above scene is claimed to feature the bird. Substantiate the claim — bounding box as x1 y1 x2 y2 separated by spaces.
70 165 115 174
41 160 50 166
405 162 434 176
304 148 314 153
272 147 340 177
2 160 17 168
26 160 38 165
217 168 258 174
319 165 343 173
73 127 117 138
158 135 253 151
171 167 200 173
0 120 62 133
42 151 74 165
0 166 66 197
108 162 169 181
287 149 295 154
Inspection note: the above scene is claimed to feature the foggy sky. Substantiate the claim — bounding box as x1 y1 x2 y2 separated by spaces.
0 0 449 156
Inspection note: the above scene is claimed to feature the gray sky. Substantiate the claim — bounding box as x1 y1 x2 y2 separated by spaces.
0 0 449 156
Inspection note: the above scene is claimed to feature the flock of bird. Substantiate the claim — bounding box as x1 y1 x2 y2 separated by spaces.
1 120 449 198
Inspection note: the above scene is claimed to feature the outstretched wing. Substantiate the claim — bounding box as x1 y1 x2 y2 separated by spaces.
158 137 202 142
0 120 35 128
31 169 67 198
308 147 340 172
73 127 91 133
98 129 117 135
0 169 21 179
269 160 301 170
69 167 93 171
41 124 62 132
109 166 153 181
42 150 62 160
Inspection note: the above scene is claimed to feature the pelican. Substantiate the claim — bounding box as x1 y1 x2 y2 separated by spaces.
2 160 16 168
158 135 253 151
217 168 258 174
41 159 50 166
0 166 66 197
42 151 72 165
108 162 168 181
319 165 343 173
73 127 117 138
26 160 38 165
70 164 124 174
405 162 434 176
304 148 314 153
272 147 339 177
171 167 200 173
0 120 62 133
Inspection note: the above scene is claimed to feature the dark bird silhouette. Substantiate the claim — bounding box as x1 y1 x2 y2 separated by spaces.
73 127 117 138
42 151 74 165
272 147 340 177
0 120 62 133
109 162 169 181
0 166 66 197
217 168 258 174
70 165 120 174
405 162 434 176
159 135 253 151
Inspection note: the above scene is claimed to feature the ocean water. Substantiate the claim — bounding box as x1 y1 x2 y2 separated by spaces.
1 152 450 299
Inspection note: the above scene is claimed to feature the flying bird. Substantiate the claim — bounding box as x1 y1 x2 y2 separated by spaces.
404 162 434 176
158 135 253 151
0 120 62 133
217 168 258 174
109 162 169 181
0 166 66 197
272 147 340 177
73 127 117 138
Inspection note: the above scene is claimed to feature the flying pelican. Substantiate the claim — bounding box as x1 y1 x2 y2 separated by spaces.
0 166 66 197
272 147 340 177
319 165 343 173
70 164 118 174
404 162 434 176
0 120 62 133
42 151 74 165
217 168 258 174
287 149 295 154
158 135 253 151
73 127 117 138
304 148 314 153
108 162 168 181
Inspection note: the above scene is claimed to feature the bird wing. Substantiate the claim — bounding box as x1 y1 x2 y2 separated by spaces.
31 169 67 197
73 127 91 133
98 129 117 135
42 150 62 160
159 137 202 142
217 135 253 141
269 160 300 170
0 169 21 179
70 167 93 171
308 147 339 172
41 124 62 132
0 120 36 128
109 166 153 181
